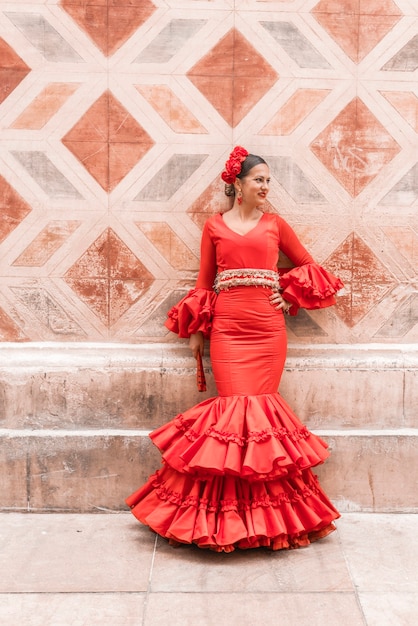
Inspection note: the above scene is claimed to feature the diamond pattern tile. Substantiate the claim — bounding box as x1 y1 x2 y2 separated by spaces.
187 29 278 127
325 233 398 328
311 0 402 63
62 91 154 192
310 98 401 197
0 3 417 342
0 38 31 104
61 0 156 57
0 176 32 244
64 229 154 327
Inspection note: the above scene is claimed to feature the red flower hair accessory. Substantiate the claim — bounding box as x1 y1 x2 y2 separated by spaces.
221 146 249 184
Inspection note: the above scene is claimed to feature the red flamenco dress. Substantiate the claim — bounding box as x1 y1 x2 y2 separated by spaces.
126 212 344 552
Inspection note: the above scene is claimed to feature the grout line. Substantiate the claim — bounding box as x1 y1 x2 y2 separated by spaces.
142 532 158 626
337 528 369 626
0 590 374 597
0 428 153 437
25 452 30 512
3 428 418 438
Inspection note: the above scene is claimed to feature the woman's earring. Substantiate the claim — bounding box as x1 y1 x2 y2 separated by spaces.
237 190 242 205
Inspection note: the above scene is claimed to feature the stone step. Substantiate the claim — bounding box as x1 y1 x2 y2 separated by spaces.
1 428 417 513
0 342 416 430
1 343 417 513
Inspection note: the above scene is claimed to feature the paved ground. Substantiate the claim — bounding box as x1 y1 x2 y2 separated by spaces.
0 512 417 625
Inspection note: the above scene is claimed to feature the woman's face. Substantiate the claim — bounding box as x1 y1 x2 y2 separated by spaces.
238 164 270 207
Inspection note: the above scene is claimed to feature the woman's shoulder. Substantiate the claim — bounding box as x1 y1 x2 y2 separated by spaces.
267 211 294 228
202 212 223 230
264 211 286 228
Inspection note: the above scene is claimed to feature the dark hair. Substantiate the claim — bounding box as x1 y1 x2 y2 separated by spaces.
224 153 267 196
237 153 267 179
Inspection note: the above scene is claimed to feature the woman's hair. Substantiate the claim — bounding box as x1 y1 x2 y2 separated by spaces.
237 154 267 179
224 153 267 197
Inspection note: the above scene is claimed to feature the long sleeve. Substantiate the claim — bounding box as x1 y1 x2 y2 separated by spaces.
277 217 344 315
195 220 217 289
164 220 217 338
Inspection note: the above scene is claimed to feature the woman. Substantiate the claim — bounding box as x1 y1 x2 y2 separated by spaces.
126 146 344 552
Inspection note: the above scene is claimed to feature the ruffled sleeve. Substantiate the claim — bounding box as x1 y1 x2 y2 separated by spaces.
279 263 344 316
164 288 217 338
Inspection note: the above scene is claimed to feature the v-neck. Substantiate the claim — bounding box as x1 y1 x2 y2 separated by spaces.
219 211 266 237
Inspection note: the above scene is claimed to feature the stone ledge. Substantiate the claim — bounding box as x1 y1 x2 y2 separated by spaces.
1 342 418 368
1 429 417 513
0 343 417 430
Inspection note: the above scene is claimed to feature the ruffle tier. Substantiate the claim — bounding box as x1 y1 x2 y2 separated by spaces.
150 393 330 481
164 288 217 338
126 392 339 551
126 465 338 552
280 262 344 315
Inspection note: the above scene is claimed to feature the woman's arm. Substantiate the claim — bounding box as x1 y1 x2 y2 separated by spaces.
277 216 314 267
190 220 217 357
195 220 217 289
274 215 343 314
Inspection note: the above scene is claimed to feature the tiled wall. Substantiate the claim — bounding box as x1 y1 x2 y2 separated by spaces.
0 0 417 344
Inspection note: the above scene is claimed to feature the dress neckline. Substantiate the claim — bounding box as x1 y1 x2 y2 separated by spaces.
218 211 266 237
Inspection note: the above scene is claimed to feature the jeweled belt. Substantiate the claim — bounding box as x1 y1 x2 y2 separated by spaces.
213 268 280 294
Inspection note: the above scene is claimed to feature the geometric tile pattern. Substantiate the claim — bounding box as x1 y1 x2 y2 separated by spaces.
61 0 157 57
136 223 199 272
259 89 331 136
325 233 398 328
0 176 32 244
379 163 418 206
136 19 207 64
12 221 81 267
62 91 155 192
380 91 418 132
134 154 208 202
187 29 278 127
310 98 401 197
311 0 402 64
381 34 418 71
64 229 154 327
0 38 31 104
11 84 80 130
0 0 417 342
135 85 207 134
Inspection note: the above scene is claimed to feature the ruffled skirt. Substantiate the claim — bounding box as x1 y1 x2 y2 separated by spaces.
126 287 339 551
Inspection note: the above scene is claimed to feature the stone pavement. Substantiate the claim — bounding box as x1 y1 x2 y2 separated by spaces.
0 513 417 626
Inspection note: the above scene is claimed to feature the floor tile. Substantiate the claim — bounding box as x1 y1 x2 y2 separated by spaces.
0 593 145 626
337 513 418 592
0 513 155 593
150 528 353 593
144 592 365 626
358 592 418 626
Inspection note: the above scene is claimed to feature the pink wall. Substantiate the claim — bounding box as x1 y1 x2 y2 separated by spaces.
0 0 417 344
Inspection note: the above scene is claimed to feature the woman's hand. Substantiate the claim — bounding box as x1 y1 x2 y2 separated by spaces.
189 332 204 359
270 290 291 314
